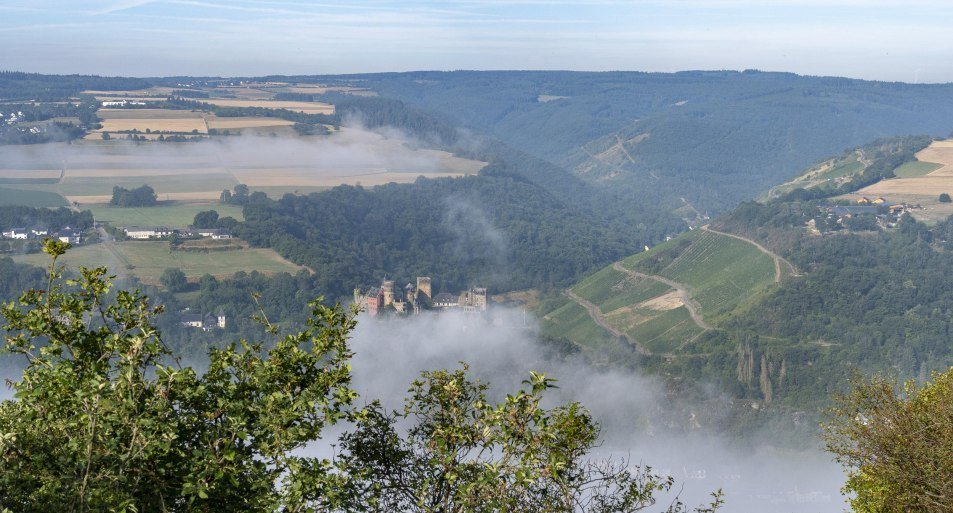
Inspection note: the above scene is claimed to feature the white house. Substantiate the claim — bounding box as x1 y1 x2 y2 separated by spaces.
194 228 233 239
56 230 82 244
125 227 175 239
2 228 28 240
180 312 226 331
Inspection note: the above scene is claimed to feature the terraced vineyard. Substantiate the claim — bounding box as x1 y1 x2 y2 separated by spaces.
539 229 779 355
622 230 777 322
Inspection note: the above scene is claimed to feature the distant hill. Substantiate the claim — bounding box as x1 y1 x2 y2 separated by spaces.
538 136 953 441
317 70 953 216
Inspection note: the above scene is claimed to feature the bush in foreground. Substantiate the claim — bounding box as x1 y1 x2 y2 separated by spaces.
0 240 721 512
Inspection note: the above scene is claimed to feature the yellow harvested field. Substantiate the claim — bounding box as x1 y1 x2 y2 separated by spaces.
849 139 953 223
206 117 295 130
915 140 953 176
98 109 204 119
197 99 334 115
0 169 62 179
98 118 208 134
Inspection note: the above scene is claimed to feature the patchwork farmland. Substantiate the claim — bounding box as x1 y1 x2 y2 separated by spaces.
849 139 953 223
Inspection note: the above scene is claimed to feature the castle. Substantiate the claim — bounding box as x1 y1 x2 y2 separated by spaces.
353 276 487 316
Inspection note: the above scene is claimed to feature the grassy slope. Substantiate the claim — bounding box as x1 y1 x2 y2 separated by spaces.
539 230 776 354
12 241 302 284
623 230 776 322
0 186 68 207
86 203 245 227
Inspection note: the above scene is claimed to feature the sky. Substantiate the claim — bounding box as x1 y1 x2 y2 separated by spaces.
1 0 952 82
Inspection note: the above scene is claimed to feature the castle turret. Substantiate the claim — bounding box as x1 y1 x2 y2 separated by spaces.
416 276 432 301
382 280 395 307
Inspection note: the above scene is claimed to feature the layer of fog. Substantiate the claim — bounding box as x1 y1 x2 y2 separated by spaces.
0 126 472 181
344 308 847 513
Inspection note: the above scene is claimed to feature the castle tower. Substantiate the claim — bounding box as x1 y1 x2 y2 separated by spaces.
416 277 432 301
472 287 488 311
382 280 395 307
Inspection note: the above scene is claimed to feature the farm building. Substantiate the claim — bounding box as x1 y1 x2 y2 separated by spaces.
193 228 232 239
125 227 175 239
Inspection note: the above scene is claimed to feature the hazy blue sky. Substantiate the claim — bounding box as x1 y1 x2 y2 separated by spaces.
1 0 951 82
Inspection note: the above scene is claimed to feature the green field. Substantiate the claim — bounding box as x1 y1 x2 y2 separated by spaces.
0 186 68 207
893 160 942 178
540 230 778 356
627 306 700 354
537 296 622 354
12 173 237 198
821 156 864 180
86 203 245 227
623 231 776 322
12 241 303 284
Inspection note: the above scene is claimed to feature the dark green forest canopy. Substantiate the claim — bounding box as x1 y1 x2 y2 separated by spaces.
236 173 681 302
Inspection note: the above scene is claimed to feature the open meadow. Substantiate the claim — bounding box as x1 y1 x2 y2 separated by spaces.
11 241 305 284
86 202 245 227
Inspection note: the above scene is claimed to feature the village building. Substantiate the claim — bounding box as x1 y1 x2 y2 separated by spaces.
2 228 28 240
125 227 175 239
193 228 232 239
56 229 82 244
432 292 458 309
179 311 226 331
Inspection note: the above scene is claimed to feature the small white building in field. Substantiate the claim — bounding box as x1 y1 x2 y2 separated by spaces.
125 227 175 239
2 228 28 240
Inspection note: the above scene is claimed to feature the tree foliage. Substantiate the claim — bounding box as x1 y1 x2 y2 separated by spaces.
339 366 722 513
0 240 357 511
0 243 718 512
823 369 953 513
110 185 158 207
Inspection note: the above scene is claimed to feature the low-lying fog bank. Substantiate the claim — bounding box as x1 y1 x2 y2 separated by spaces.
346 307 846 513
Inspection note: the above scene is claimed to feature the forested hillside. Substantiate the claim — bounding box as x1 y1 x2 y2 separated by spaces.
314 70 953 213
540 136 953 441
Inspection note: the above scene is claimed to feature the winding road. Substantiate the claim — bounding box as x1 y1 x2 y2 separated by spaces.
564 227 797 355
563 289 650 355
611 262 712 330
701 225 797 282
